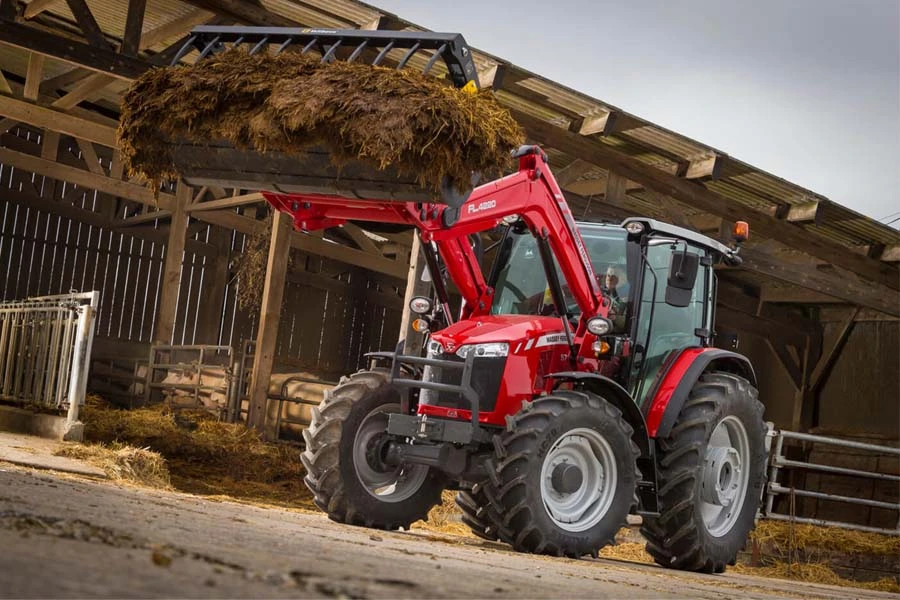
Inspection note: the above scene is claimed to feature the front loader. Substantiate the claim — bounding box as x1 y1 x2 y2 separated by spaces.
165 26 768 573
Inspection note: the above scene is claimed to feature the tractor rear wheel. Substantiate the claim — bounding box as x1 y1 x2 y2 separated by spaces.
301 370 445 530
641 372 766 573
483 391 639 557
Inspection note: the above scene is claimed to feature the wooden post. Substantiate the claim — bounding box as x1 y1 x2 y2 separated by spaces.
196 225 231 344
153 180 190 344
247 210 292 435
398 235 431 358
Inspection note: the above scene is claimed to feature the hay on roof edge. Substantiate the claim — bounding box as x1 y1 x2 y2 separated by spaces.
117 49 525 195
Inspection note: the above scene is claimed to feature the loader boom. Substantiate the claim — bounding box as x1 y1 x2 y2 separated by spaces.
264 146 608 327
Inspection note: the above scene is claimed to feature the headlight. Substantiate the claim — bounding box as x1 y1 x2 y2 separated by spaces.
587 317 612 336
426 340 444 356
409 296 432 315
455 342 509 359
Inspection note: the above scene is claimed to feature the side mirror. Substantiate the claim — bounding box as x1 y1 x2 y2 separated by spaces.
665 251 699 308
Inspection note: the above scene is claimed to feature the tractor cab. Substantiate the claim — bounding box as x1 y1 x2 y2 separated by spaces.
489 217 738 406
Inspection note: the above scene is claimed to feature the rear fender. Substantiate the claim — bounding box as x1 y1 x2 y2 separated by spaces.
646 348 756 439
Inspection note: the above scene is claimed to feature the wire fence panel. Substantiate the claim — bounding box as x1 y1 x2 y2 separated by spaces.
0 292 99 425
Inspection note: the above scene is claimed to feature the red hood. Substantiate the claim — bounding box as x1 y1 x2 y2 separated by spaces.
431 314 563 352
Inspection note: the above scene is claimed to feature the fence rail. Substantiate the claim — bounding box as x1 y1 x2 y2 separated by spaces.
0 291 99 425
765 429 900 535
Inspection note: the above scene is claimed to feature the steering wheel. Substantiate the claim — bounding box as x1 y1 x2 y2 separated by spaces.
502 281 527 302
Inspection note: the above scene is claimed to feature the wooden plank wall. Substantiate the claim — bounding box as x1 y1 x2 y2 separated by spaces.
0 126 405 402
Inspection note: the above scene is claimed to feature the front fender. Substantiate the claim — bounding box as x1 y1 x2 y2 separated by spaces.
546 371 650 459
645 348 756 439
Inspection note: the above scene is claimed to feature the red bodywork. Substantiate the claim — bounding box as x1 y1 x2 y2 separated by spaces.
263 149 673 431
419 315 579 426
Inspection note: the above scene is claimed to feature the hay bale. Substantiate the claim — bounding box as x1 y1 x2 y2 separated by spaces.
118 49 524 196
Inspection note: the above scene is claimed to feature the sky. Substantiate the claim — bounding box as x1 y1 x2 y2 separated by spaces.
375 0 900 226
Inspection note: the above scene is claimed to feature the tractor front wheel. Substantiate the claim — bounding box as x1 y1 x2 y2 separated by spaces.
301 370 445 530
641 372 767 573
483 391 639 557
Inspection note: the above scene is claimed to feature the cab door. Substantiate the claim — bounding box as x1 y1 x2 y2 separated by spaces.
628 239 712 405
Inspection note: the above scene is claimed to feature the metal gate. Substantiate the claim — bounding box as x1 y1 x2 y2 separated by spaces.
0 291 99 425
765 429 900 535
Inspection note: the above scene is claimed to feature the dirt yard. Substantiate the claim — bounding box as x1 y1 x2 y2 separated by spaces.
1 463 896 599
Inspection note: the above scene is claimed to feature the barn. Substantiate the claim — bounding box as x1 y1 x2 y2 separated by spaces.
0 0 896 542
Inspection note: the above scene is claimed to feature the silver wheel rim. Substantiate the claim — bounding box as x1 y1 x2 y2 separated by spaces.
540 427 617 532
353 403 429 503
700 415 751 537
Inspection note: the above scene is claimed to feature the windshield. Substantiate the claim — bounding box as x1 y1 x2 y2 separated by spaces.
491 225 629 318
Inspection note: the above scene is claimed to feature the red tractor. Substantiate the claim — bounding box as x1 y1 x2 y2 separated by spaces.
176 24 766 573
265 146 767 573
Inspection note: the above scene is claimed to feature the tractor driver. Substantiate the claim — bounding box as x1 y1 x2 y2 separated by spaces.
601 264 629 331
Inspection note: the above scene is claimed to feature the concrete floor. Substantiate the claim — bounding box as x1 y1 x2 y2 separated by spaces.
0 458 897 599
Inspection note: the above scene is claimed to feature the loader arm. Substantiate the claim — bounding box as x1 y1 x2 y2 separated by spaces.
264 146 608 326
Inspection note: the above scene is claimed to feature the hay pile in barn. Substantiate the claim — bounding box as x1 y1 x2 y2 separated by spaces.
55 443 171 488
751 519 900 557
118 48 524 195
735 520 900 593
79 395 312 508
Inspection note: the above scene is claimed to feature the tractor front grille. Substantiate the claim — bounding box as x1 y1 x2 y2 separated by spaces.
419 352 506 413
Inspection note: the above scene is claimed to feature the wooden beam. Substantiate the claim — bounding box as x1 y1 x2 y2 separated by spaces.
193 209 407 279
139 9 213 50
809 307 860 391
554 158 596 187
247 209 293 436
40 130 60 160
23 52 44 100
0 67 12 94
511 109 900 291
341 223 380 254
715 306 806 350
881 244 900 262
684 154 723 180
0 95 117 146
579 111 615 136
739 247 899 317
646 189 691 228
579 110 644 137
153 181 190 344
120 0 147 56
398 235 430 357
184 191 264 212
115 209 172 227
716 279 819 336
49 73 116 110
74 138 103 175
0 20 148 80
65 0 110 48
39 67 94 94
24 0 62 19
767 339 803 390
0 147 175 208
196 226 231 343
181 0 296 27
786 200 822 225
477 63 504 90
606 171 628 205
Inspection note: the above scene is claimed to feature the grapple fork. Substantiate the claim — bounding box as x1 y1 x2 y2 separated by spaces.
170 25 480 91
